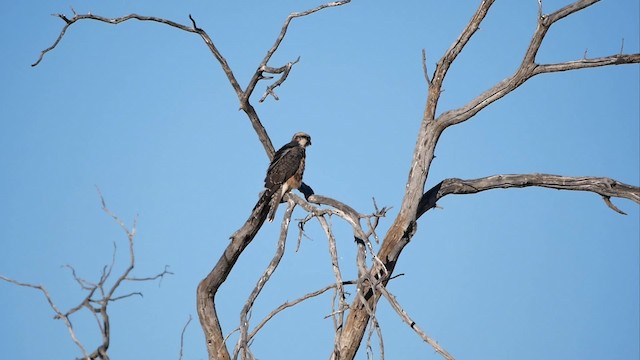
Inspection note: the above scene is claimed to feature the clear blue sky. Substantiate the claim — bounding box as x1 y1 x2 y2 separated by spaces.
1 1 638 359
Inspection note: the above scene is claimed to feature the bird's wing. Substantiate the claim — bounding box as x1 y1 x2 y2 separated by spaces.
265 144 305 189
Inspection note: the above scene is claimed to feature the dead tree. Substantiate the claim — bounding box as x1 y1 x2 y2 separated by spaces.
0 192 172 360
19 1 640 359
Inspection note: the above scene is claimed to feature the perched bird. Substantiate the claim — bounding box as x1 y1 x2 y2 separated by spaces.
264 132 311 222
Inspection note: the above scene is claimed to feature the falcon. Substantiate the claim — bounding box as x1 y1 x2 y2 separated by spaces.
264 132 311 222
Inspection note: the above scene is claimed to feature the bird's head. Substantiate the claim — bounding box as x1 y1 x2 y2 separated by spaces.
292 132 311 147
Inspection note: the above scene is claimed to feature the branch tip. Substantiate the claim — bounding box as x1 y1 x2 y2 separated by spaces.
95 186 107 209
537 0 543 19
422 49 431 86
602 196 627 215
57 13 71 24
188 14 200 31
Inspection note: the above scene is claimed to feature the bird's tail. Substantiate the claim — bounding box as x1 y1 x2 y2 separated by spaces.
267 189 284 222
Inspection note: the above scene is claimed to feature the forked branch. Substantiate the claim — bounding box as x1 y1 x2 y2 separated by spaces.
438 0 640 128
337 1 639 359
0 193 171 360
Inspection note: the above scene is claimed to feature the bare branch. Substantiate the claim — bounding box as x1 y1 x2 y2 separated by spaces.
195 190 332 359
421 49 431 86
197 190 272 360
63 263 98 290
108 292 143 302
363 198 390 243
178 315 193 360
188 14 244 98
301 193 389 285
3 191 171 360
0 276 91 358
365 313 384 360
292 194 390 358
377 285 454 360
535 54 640 74
248 280 357 341
259 57 301 102
537 0 543 19
438 0 639 129
337 2 639 358
237 1 352 158
426 0 496 119
355 283 383 360
440 51 639 129
33 13 198 67
244 0 352 103
418 174 640 218
126 265 174 283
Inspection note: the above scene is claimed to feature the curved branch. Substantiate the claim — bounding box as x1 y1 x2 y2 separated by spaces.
377 285 454 360
197 192 271 360
188 15 243 97
178 315 193 360
33 12 244 97
34 13 194 63
418 174 640 218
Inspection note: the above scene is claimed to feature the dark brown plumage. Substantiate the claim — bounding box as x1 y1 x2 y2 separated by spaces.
264 132 311 222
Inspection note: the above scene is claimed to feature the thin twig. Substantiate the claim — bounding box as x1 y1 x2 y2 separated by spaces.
2 191 172 360
178 315 193 360
248 280 356 341
377 285 454 360
422 49 431 86
0 276 91 357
